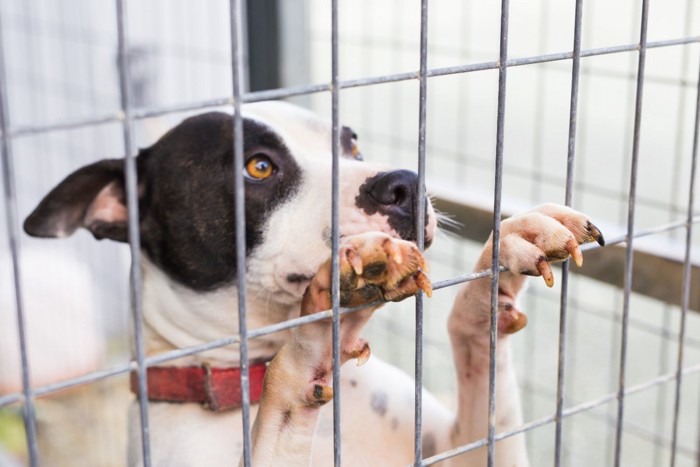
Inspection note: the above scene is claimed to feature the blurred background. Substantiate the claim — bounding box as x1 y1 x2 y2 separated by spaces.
0 0 699 465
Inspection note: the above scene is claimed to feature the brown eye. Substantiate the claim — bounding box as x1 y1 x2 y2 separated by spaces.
351 139 363 161
244 155 274 180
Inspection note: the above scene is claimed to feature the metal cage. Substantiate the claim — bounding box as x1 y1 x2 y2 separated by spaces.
0 0 699 466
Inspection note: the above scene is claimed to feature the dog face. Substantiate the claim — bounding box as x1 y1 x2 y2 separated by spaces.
24 101 436 305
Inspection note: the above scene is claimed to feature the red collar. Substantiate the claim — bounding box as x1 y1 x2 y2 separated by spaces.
130 361 268 412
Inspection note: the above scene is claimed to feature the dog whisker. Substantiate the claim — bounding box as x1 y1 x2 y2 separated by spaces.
433 207 462 231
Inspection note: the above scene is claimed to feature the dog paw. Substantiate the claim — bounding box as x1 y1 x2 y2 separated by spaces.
265 233 432 408
338 232 432 304
451 204 605 339
498 203 604 288
302 232 432 315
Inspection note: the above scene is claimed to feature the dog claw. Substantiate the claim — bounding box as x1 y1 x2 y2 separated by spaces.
567 240 583 267
346 248 364 276
384 238 403 265
347 339 372 366
415 269 432 298
587 221 605 246
356 344 371 367
537 258 554 287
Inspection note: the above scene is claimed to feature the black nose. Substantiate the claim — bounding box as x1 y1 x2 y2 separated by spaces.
356 170 430 244
366 170 417 213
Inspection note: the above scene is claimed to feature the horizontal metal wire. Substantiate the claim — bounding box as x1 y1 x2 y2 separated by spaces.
420 361 700 466
4 5 699 467
2 36 698 140
533 291 700 349
520 378 698 458
1 213 698 409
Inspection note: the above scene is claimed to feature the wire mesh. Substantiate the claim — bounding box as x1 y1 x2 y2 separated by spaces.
0 1 699 466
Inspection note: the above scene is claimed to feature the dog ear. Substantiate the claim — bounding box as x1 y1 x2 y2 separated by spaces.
24 159 131 242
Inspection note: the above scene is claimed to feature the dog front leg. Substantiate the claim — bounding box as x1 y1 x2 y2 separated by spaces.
446 269 529 467
445 204 604 466
249 232 432 466
248 328 346 467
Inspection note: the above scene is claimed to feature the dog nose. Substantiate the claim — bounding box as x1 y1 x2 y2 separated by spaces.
356 170 431 244
365 170 417 213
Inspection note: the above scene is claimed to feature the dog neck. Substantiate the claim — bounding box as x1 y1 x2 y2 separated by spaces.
140 258 297 368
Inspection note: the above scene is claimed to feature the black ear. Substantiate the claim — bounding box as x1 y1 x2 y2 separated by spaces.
24 159 130 242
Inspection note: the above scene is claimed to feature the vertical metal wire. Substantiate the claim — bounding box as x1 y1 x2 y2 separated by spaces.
668 45 700 467
0 7 40 466
529 0 549 204
115 1 151 465
414 0 429 465
554 0 584 465
330 0 342 465
488 0 510 465
228 1 252 465
652 306 672 467
613 0 650 465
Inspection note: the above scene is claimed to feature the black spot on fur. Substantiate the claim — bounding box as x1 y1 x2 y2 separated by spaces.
287 273 313 284
281 410 292 427
422 432 437 458
497 412 514 428
349 380 357 387
137 115 303 290
322 227 332 248
313 385 324 400
26 112 304 292
371 390 388 417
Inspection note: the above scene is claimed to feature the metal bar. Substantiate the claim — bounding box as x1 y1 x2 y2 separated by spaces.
11 342 698 467
521 378 698 458
115 0 151 465
421 361 700 466
531 290 700 350
554 1 584 464
0 6 40 465
614 1 650 464
422 415 557 466
665 0 696 459
414 0 429 465
1 212 698 409
4 36 699 141
581 217 700 249
669 43 700 467
228 1 252 465
2 7 699 465
330 1 342 465
487 0 510 465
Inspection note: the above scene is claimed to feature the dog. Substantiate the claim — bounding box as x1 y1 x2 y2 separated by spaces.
24 101 604 466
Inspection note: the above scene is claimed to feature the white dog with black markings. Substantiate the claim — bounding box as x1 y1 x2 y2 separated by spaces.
24 101 604 466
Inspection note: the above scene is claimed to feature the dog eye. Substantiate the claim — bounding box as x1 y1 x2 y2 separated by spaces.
244 155 274 180
351 140 363 161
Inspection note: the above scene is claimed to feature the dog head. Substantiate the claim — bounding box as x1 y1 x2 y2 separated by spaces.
24 101 437 306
